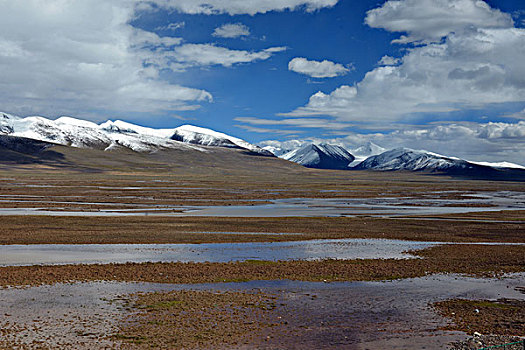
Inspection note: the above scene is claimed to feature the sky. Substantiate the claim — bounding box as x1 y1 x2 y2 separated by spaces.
0 0 525 164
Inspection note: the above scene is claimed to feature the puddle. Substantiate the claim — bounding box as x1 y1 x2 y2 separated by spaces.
0 239 439 266
0 274 523 349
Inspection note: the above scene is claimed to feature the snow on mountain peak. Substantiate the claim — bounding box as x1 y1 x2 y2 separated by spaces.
351 141 386 157
0 112 270 155
352 147 475 172
55 116 99 128
282 143 355 169
470 161 525 170
172 124 272 155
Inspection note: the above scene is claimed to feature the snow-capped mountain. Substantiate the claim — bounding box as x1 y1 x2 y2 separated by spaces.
0 112 271 155
469 161 525 170
352 141 386 158
262 140 386 168
171 125 272 155
261 140 307 157
262 145 286 157
282 143 355 170
352 148 525 180
349 141 386 167
352 148 480 172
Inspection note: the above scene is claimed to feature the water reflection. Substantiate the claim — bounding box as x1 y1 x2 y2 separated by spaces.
0 191 523 218
0 238 439 266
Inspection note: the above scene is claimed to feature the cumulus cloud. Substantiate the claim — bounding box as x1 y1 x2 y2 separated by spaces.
366 0 513 44
0 0 212 118
213 23 250 38
152 0 338 15
286 0 525 124
288 57 350 78
0 1 292 118
378 55 400 66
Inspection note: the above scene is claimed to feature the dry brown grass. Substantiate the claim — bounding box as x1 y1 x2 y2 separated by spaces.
116 290 278 349
1 244 523 287
0 215 523 244
434 298 525 335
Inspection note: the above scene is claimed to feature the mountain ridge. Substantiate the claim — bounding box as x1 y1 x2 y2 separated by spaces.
0 112 271 156
282 143 355 170
1 112 524 180
352 147 525 180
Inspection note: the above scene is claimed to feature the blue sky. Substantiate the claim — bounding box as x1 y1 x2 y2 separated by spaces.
1 0 525 163
130 0 409 133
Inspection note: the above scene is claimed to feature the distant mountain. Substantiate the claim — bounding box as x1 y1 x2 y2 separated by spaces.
352 148 470 172
0 135 64 163
352 141 386 158
262 145 286 157
263 140 385 168
352 147 525 180
349 141 386 166
469 160 525 170
0 112 271 156
261 140 307 157
282 143 355 170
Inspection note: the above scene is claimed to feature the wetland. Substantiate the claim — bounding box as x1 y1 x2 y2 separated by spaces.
0 168 524 349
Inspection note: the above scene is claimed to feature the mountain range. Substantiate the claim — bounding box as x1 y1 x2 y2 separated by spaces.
262 139 525 180
0 112 271 156
1 112 524 180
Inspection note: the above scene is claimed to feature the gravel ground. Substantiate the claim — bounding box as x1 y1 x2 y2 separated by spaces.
449 334 524 350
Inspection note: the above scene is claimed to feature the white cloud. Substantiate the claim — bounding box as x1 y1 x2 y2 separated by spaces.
155 21 185 31
378 55 400 66
169 44 286 68
213 23 250 38
503 108 525 119
235 125 303 134
288 57 350 78
236 116 351 129
286 1 525 124
0 0 211 118
151 0 338 15
0 1 292 119
366 0 513 44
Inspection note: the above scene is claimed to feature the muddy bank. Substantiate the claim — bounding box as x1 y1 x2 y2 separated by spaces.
1 275 524 349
